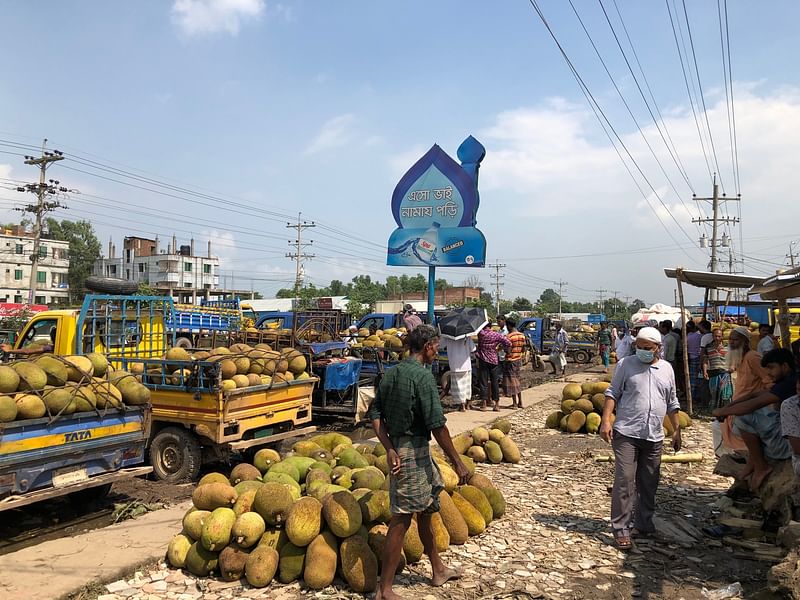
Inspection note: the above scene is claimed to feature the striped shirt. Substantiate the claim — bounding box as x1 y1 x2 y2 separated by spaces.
505 331 526 362
477 329 511 365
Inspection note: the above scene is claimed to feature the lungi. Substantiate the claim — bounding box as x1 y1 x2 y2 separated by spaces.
503 360 522 396
550 350 567 370
389 435 444 515
449 370 471 405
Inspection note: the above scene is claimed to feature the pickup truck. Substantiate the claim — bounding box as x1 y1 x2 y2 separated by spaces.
355 311 442 332
519 317 597 364
8 295 317 482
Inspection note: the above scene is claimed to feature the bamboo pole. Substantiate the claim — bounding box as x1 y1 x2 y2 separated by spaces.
676 269 693 414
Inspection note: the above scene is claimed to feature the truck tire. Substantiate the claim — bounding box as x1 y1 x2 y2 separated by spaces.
572 349 590 364
149 427 202 483
84 276 139 295
174 336 193 349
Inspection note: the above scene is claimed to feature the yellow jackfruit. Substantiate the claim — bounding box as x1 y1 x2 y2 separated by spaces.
430 512 450 551
452 432 473 455
466 446 486 462
403 519 424 564
437 491 469 544
368 524 407 572
499 436 522 463
458 485 493 524
561 399 577 414
232 512 266 548
259 527 288 553
471 427 490 444
562 383 582 400
467 473 495 490
182 508 210 540
322 490 363 538
566 411 587 434
200 507 236 551
304 531 338 589
167 533 193 568
451 491 485 536
340 534 379 592
285 497 323 547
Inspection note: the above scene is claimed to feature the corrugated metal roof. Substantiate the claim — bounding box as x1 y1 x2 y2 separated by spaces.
749 268 800 301
663 268 764 289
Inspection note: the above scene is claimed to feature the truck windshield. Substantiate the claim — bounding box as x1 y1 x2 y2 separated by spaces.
20 318 57 348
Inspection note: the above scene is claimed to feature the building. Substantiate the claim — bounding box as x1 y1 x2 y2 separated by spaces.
0 225 70 305
387 286 481 306
94 235 250 304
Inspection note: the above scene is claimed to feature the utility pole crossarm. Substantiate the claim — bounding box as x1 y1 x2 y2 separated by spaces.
488 261 506 318
286 213 315 306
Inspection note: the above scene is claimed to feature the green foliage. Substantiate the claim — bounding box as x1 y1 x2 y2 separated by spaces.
137 282 161 296
45 218 101 303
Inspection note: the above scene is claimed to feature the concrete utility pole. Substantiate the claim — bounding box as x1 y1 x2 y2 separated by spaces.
787 241 798 268
286 213 315 307
556 280 567 321
488 261 506 318
595 289 608 315
16 140 66 304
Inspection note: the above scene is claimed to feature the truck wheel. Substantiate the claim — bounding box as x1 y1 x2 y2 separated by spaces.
149 427 202 483
84 276 140 295
573 350 590 364
174 336 192 349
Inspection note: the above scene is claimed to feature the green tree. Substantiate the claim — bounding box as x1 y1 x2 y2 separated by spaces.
536 288 562 314
328 279 348 296
136 282 161 296
511 296 533 311
45 218 102 303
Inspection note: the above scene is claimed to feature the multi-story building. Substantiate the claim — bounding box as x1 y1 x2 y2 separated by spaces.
0 225 70 305
94 235 242 303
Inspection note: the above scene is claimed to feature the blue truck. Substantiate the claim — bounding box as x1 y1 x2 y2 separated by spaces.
518 317 597 364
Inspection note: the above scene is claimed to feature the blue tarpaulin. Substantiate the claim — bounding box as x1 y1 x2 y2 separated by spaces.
323 359 362 391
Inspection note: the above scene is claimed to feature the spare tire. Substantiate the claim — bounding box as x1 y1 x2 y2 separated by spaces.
84 276 139 295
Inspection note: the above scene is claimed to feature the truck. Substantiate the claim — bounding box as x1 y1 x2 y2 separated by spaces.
519 317 597 364
7 295 317 482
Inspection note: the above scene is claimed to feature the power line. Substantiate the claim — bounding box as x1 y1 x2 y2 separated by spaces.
488 261 506 316
286 214 315 301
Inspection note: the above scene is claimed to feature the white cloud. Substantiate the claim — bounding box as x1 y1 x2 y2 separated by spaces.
171 0 265 36
388 144 428 178
304 114 357 155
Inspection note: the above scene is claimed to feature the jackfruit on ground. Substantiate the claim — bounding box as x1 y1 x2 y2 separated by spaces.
229 463 261 486
436 461 459 493
322 490 363 538
184 542 219 576
285 496 322 547
252 482 294 526
581 382 595 396
471 427 489 444
429 512 450 552
574 399 594 414
337 447 370 469
562 383 582 400
678 410 692 428
253 448 281 473
592 381 610 395
566 411 587 434
491 418 512 434
452 432 473 455
167 533 193 568
292 439 324 457
374 454 389 475
451 491 485 536
310 460 333 474
232 512 266 548
282 456 317 480
488 428 505 442
457 485 493 525
437 491 469 544
182 508 209 540
200 507 236 551
258 527 288 553
356 489 390 525
545 411 563 429
466 446 486 462
350 466 385 490
467 473 494 490
499 436 522 463
481 487 506 518
591 393 606 412
663 415 676 436
245 545 279 588
456 454 476 477
218 544 250 581
559 414 569 431
267 461 300 483
372 443 387 458
484 440 503 464
303 531 338 589
278 542 306 584
233 479 262 495
368 524 407 572
403 519 424 564
192 482 238 511
561 399 577 414
339 534 379 592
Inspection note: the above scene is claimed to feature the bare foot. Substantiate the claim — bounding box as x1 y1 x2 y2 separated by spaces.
432 566 462 587
750 466 773 492
376 588 406 600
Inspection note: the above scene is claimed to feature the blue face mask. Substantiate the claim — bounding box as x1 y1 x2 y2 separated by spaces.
636 348 655 363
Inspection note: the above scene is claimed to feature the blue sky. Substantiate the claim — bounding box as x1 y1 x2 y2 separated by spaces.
1 0 799 307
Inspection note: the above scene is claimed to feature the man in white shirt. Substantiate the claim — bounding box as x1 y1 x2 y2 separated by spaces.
758 324 776 356
439 336 476 412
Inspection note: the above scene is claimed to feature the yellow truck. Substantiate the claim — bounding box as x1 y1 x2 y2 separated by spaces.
8 294 316 482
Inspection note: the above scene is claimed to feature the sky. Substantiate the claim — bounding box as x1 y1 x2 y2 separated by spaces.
1 0 799 308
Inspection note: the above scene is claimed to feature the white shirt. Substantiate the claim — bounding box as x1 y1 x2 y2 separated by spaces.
615 334 633 359
758 336 776 355
701 332 714 350
439 337 475 372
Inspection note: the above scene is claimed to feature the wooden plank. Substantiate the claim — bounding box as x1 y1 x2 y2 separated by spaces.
718 516 765 529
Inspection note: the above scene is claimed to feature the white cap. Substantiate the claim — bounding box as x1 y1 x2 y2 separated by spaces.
636 326 662 344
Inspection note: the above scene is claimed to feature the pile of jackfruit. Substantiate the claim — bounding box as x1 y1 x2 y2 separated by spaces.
449 419 521 464
166 431 507 592
545 381 693 435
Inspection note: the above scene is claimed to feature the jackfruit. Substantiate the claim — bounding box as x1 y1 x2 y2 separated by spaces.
285 497 323 547
221 379 236 391
182 508 209 540
351 466 385 490
244 545 279 588
230 463 261 486
427 511 451 551
663 415 675 436
559 415 569 430
566 411 587 434
277 542 306 583
451 491 485 536
267 461 300 483
488 428 505 442
545 411 563 429
292 439 324 457
437 461 459 493
192 482 238 511
200 507 236 551
499 436 522 463
232 374 250 388
591 393 606 412
436 491 469 544
368 524 407 572
287 353 307 375
331 466 352 483
64 356 94 383
0 365 20 393
562 383 583 400
259 527 288 552
253 448 281 473
491 418 512 434
466 446 486 462
484 440 503 464
468 473 495 490
574 399 594 414
471 427 490 444
72 386 96 412
340 534 378 593
452 432 473 455
403 519 424 564
581 382 595 396
198 472 229 487
593 381 610 394
218 544 250 581
167 533 193 568
304 531 338 589
13 362 47 391
374 454 389 476
678 410 692 428
310 460 333 475
282 456 316 480
36 356 68 386
232 512 266 548
561 399 577 414
337 447 369 469
114 377 150 405
85 353 108 378
458 485 493 524
0 395 16 422
309 432 351 454
322 490 363 538
43 387 73 416
306 468 331 489
184 542 218 576
586 412 602 434
356 489 390 525
372 443 387 457
233 479 262 495
252 482 294 526
457 454 476 477
309 483 349 501
93 381 122 408
234 356 251 375
481 487 506 518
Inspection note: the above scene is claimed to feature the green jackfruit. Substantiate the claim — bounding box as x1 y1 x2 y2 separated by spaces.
484 440 503 464
355 443 374 455
310 460 333 475
184 542 219 576
0 365 20 393
43 387 73 416
367 524 406 573
466 446 486 462
350 466 385 490
259 527 288 553
267 461 300 483
337 447 369 469
482 487 506 518
471 427 490 444
457 454 476 477
309 483 349 501
230 463 261 485
253 448 281 473
292 439 324 457
252 482 294 526
560 414 569 430
306 468 331 488
451 491 485 536
304 531 338 590
0 395 16 422
545 411 564 429
488 428 505 443
591 393 606 412
167 533 193 568
499 436 522 463
200 507 236 551
374 454 389 475
372 443 387 457
192 482 238 511
218 544 250 581
285 496 322 547
232 512 266 548
561 399 577 414
436 461 459 493
403 519 424 564
245 545 279 588
322 490 362 538
356 489 390 525
278 542 306 583
340 534 378 593
458 485 493 524
234 479 262 495
282 456 316 480
13 362 47 391
15 393 46 419
491 418 512 434
586 412 602 434
182 508 210 540
36 356 68 386
437 491 469 544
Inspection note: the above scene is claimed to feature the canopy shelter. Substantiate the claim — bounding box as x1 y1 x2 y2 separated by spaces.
663 268 764 414
750 267 800 348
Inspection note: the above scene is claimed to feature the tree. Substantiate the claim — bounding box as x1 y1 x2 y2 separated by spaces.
511 296 533 312
328 279 348 296
536 288 562 314
434 278 451 290
462 274 482 289
275 288 294 299
251 291 264 300
45 218 102 303
137 282 161 296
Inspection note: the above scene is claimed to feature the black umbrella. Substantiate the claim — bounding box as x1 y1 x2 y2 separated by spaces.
437 307 489 340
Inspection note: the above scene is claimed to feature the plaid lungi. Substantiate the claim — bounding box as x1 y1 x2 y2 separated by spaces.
503 360 522 396
389 435 444 515
688 358 702 392
708 370 734 411
449 370 472 405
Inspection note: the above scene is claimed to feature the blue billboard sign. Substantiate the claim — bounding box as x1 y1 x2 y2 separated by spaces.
387 138 486 268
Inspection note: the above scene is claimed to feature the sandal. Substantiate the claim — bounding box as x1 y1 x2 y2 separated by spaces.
613 530 633 550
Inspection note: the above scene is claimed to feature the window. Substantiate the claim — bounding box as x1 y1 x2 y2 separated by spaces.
39 245 47 258
184 262 192 272
109 265 117 275
37 271 46 284
14 269 23 280
34 295 46 304
203 264 211 274
138 263 145 273
13 295 22 303
15 244 23 254
19 318 57 349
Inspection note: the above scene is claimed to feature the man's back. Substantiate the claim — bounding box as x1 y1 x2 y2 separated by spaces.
370 359 444 438
404 312 423 332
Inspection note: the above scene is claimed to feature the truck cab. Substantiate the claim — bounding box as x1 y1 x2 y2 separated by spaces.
518 316 596 364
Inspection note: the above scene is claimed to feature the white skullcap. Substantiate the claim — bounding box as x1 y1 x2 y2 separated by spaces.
731 326 751 340
636 326 662 344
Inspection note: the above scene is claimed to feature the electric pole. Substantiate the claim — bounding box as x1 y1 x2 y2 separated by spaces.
16 140 66 304
556 280 567 321
595 289 608 315
488 261 506 317
611 290 620 319
286 213 315 306
787 241 798 269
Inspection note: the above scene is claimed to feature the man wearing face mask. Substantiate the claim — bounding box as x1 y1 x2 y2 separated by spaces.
601 326 681 551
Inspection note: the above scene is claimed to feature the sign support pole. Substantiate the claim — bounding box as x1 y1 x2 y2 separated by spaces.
427 266 435 324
